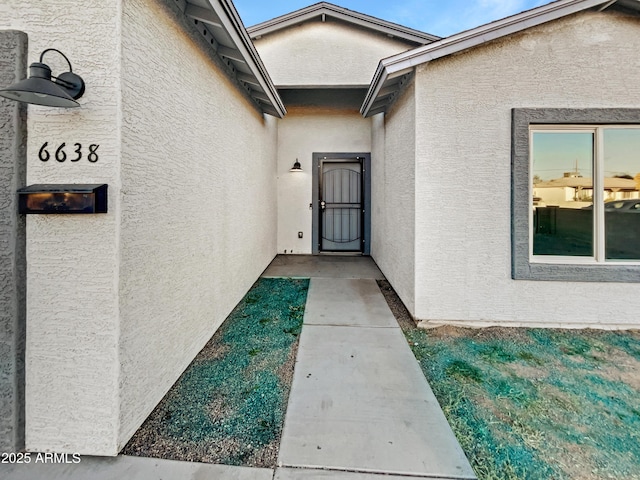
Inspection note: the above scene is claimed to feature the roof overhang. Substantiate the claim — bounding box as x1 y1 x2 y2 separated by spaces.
361 0 640 117
176 0 286 117
247 2 440 45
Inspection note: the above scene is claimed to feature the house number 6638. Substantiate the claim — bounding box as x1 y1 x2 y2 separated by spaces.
38 142 100 163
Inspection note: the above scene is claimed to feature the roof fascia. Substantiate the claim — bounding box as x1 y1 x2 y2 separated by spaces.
361 0 631 117
215 0 286 117
247 2 440 44
195 0 286 117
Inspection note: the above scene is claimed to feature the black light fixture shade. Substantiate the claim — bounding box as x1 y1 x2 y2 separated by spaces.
290 158 302 172
0 49 85 108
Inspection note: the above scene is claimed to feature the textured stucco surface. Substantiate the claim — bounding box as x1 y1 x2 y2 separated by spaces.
277 107 371 254
0 0 279 456
118 0 278 449
413 10 640 327
370 84 415 314
253 20 415 87
0 0 123 455
0 30 27 453
370 113 384 257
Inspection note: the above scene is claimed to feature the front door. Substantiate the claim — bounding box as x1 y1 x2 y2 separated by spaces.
320 159 363 252
312 153 371 255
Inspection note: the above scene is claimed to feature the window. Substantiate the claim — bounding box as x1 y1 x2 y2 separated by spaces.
512 109 640 282
531 126 640 261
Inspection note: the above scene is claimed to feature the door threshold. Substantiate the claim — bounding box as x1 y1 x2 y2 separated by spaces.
319 252 364 257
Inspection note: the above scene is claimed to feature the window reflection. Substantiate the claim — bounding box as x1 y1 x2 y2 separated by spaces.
604 129 640 260
532 132 594 256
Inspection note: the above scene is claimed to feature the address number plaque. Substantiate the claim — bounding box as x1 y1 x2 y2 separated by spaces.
38 142 100 163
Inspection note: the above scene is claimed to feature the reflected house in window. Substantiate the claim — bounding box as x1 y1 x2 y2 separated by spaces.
534 173 639 208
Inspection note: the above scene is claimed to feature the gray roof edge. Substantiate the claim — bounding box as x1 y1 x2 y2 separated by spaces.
361 0 639 117
203 0 286 117
247 2 440 44
360 62 388 117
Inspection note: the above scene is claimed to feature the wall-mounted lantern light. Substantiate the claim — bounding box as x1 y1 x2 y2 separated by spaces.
289 158 302 172
17 184 108 214
0 49 85 108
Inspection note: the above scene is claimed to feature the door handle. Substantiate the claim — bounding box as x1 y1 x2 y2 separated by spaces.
320 201 326 211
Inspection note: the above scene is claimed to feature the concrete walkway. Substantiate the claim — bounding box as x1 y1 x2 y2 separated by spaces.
2 255 475 480
274 258 475 479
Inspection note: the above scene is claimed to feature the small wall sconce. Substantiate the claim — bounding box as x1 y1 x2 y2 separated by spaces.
289 158 302 172
0 49 85 108
17 184 108 214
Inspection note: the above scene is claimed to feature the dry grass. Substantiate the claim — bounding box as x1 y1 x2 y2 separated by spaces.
377 280 640 480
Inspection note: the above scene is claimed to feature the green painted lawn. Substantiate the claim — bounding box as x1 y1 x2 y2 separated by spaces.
123 277 309 466
405 327 640 480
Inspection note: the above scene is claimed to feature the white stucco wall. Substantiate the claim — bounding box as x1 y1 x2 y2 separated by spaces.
371 85 415 313
0 0 122 454
253 20 415 87
0 0 278 455
370 113 385 259
414 10 640 328
118 0 278 449
277 107 371 254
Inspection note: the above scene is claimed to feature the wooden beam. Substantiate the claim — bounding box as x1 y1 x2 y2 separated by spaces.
236 72 261 87
371 96 391 109
185 3 223 29
174 0 186 13
377 85 397 98
598 0 618 11
218 46 246 64
251 90 270 103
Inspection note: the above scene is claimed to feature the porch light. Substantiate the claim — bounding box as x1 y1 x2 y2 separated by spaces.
290 158 302 172
0 49 85 108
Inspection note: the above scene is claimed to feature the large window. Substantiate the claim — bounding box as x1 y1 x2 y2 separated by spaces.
512 109 640 282
531 127 640 261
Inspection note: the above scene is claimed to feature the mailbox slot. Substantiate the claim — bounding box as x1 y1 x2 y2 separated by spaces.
18 184 108 214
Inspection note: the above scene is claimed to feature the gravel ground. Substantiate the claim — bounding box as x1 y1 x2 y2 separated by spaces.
122 277 309 467
376 279 416 331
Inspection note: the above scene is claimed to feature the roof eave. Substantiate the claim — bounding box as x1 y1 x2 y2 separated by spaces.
181 0 286 117
361 0 636 117
248 2 440 45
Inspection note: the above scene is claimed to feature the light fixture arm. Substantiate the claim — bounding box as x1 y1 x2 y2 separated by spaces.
39 49 84 96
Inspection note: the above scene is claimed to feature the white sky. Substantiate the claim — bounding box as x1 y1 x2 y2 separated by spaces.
233 0 552 37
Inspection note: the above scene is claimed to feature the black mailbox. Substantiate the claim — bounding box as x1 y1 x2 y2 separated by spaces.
18 184 108 214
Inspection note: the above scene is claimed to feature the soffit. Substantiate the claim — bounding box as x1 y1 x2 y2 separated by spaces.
247 2 440 45
361 0 640 117
612 0 640 11
176 0 286 117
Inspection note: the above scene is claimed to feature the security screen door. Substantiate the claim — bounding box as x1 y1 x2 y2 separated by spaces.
320 160 363 251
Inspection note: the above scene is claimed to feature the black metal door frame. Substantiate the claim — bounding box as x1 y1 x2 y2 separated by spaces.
312 152 371 255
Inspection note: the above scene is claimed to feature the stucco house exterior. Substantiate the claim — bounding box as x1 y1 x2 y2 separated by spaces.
0 0 639 458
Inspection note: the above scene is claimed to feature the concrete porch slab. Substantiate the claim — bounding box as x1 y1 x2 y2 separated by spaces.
0 455 273 480
262 255 384 279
